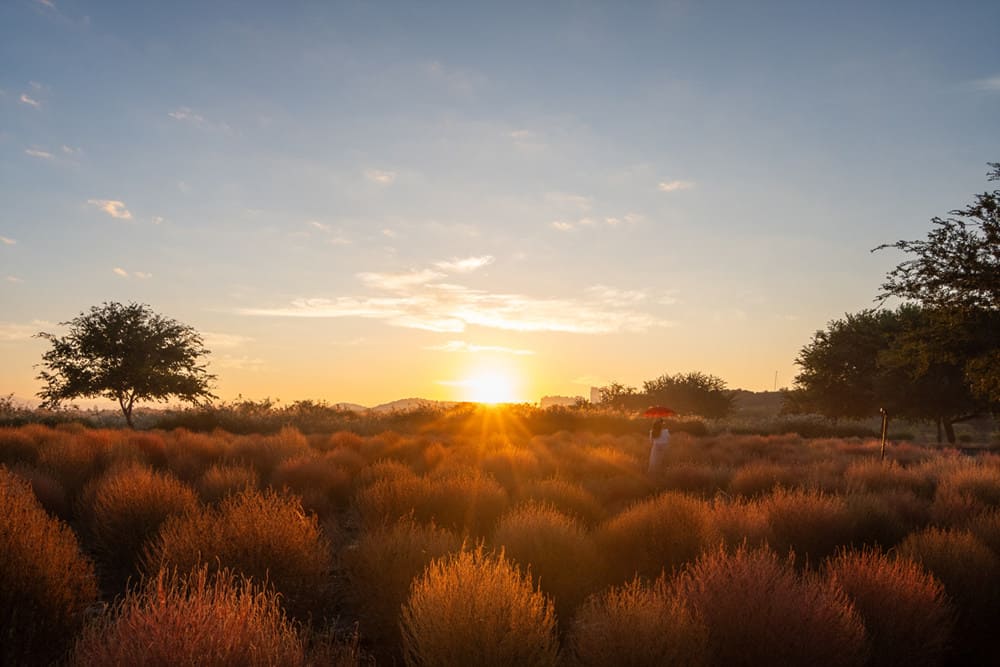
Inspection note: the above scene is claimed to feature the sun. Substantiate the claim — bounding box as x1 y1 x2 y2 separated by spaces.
465 371 519 404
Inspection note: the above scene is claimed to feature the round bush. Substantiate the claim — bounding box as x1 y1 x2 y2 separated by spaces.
0 467 99 665
401 547 559 667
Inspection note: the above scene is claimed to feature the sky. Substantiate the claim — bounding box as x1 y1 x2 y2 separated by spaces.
2 0 999 407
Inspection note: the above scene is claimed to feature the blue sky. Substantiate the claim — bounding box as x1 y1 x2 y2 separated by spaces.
2 0 999 406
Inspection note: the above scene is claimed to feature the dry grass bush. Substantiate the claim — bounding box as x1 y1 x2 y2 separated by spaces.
271 453 353 517
843 492 911 549
596 491 718 584
358 467 509 536
480 445 544 496
71 566 307 666
567 577 708 667
162 428 231 481
0 426 39 464
317 430 366 453
930 463 1000 526
400 546 559 667
492 502 602 621
10 462 71 518
197 461 259 504
1 467 98 666
519 477 605 525
318 445 367 473
340 518 461 663
655 463 731 497
230 426 311 475
708 497 774 550
79 462 198 577
823 548 954 667
126 430 169 467
145 488 334 621
355 458 417 488
844 459 934 497
675 544 867 667
967 509 1000 556
728 461 802 497
37 428 109 501
759 487 855 563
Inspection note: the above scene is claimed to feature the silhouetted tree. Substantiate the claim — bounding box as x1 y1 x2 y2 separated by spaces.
36 302 215 428
595 382 643 412
642 371 734 418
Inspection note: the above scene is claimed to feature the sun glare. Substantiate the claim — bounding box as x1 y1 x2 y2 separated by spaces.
465 371 519 404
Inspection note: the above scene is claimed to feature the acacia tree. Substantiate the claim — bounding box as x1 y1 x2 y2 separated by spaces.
642 371 733 418
36 302 215 428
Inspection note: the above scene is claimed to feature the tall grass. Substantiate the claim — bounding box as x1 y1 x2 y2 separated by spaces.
567 577 708 667
674 545 867 667
1 467 98 665
400 546 559 667
145 488 334 621
823 547 954 667
71 566 306 666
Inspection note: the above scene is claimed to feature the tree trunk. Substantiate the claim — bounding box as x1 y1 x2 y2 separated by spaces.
943 418 956 445
936 417 943 444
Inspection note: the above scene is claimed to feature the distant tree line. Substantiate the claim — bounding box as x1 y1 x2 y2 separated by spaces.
594 371 734 419
786 163 1000 442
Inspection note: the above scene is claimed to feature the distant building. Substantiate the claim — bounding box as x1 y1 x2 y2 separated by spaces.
539 395 584 408
590 386 603 404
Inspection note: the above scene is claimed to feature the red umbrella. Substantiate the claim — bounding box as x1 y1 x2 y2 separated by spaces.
643 406 676 418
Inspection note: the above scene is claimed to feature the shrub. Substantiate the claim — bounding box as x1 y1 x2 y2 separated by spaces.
400 547 559 667
567 576 708 667
843 492 910 549
674 545 867 667
728 461 801 497
519 477 605 525
71 566 306 666
78 463 198 578
197 462 258 504
145 488 334 621
708 497 773 550
480 446 543 495
492 503 602 621
340 518 461 663
271 453 353 517
163 429 230 481
759 487 855 563
0 427 38 464
843 459 933 497
229 427 310 475
0 467 98 665
655 463 731 497
596 492 717 585
823 548 954 667
930 463 1000 526
10 462 71 518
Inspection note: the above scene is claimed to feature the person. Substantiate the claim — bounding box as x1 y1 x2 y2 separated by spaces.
648 417 670 474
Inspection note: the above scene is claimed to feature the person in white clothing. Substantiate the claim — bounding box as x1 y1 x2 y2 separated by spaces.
648 417 671 474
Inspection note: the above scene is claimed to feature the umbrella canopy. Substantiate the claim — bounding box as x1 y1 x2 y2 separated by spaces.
643 406 676 418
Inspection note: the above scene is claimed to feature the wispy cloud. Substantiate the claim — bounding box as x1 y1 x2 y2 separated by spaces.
545 191 592 212
151 216 165 225
358 270 445 291
238 269 672 335
168 107 206 125
134 271 152 280
0 320 50 341
585 284 648 304
19 94 41 108
426 340 535 355
972 75 1000 91
112 267 129 278
0 236 16 245
6 276 23 283
306 220 352 245
202 331 254 349
112 267 150 279
434 255 494 273
365 169 397 185
658 179 696 192
214 355 265 371
61 145 81 155
33 0 56 9
87 199 133 220
551 221 575 232
25 148 54 159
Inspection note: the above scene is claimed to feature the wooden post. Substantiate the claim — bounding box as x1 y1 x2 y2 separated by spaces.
879 408 888 461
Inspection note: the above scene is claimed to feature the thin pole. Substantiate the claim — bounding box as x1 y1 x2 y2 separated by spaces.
879 408 888 461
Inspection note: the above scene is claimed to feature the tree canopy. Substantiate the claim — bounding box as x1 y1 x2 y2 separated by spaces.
36 302 215 428
595 371 733 418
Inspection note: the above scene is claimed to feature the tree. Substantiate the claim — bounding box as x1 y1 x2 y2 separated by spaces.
873 162 1000 403
642 371 734 418
786 305 997 443
36 302 215 428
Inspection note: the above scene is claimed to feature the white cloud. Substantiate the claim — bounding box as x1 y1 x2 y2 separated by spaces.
307 220 331 232
112 267 129 277
426 340 535 355
545 191 592 211
177 181 192 194
25 148 53 159
134 271 152 280
33 0 55 9
358 270 445 291
88 199 133 220
381 228 397 238
365 169 396 185
658 179 696 192
0 320 50 341
551 221 575 232
202 331 254 349
19 94 41 108
6 276 23 283
972 75 1000 91
0 236 16 245
168 107 206 126
586 285 647 304
61 145 82 155
151 216 165 225
434 255 494 273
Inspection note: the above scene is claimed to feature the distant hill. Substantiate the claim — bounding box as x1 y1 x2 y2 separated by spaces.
370 398 459 413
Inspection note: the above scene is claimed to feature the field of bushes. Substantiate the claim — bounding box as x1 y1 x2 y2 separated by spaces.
3 407 1000 665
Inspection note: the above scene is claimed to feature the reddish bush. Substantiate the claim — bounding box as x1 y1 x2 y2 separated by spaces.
759 487 855 563
674 545 867 667
271 453 353 517
823 548 954 667
0 427 39 465
1 467 98 665
197 462 258 504
519 477 605 525
728 461 801 497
